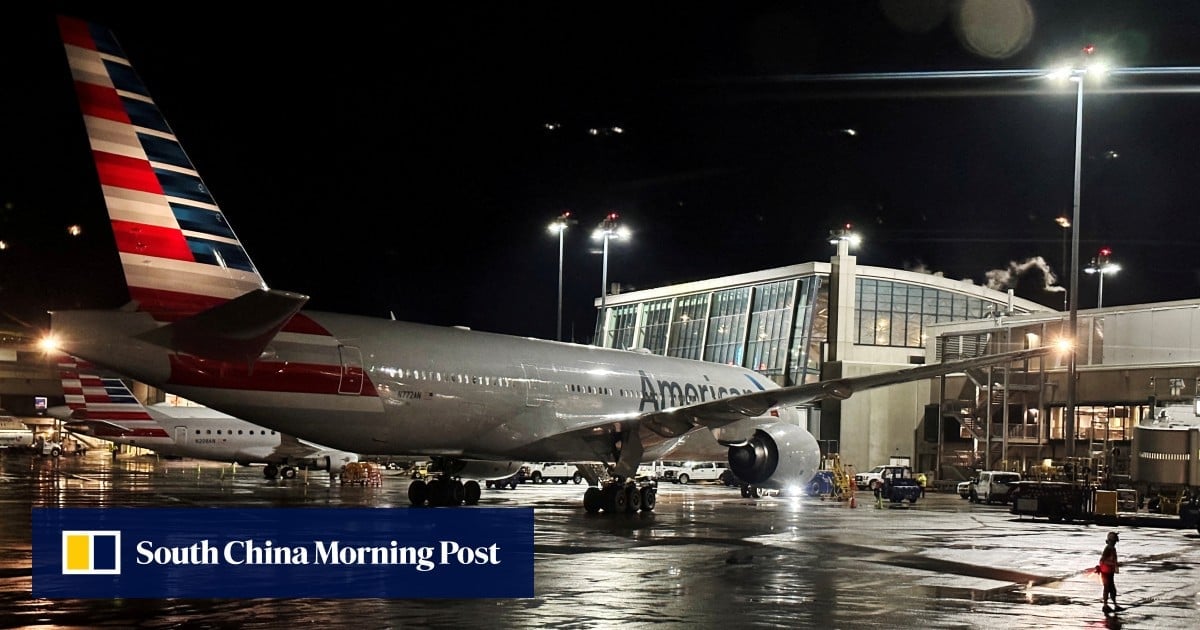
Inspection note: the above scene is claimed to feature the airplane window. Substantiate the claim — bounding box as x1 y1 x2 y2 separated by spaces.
206 430 211 434
195 430 200 435
238 430 243 434
217 430 221 434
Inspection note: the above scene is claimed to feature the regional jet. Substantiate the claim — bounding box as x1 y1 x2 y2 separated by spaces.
46 16 1053 512
52 355 359 480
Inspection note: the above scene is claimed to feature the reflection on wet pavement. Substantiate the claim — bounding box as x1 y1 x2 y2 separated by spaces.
2 450 1199 629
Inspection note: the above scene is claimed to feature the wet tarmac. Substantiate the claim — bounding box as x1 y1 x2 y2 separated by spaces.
2 450 1199 629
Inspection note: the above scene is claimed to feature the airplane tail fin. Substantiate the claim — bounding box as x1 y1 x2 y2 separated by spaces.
57 15 268 322
57 354 167 438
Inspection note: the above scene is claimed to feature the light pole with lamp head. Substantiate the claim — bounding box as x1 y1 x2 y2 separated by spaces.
547 211 575 342
1084 247 1120 308
593 212 628 347
1049 44 1108 459
1056 215 1070 310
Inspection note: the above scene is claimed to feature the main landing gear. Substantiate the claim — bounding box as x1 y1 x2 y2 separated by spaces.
263 464 298 480
583 478 657 514
408 477 483 507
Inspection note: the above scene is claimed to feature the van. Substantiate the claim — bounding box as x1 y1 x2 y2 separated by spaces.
971 471 1022 504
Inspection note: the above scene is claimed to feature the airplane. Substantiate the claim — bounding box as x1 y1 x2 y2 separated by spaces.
51 354 360 480
45 15 1055 513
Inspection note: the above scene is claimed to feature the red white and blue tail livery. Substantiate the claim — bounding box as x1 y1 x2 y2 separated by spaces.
49 16 1054 511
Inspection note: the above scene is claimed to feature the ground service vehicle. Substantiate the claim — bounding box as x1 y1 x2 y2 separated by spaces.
673 461 730 484
486 466 529 489
1008 422 1200 533
527 462 584 484
878 467 922 503
971 471 1021 504
0 417 35 448
856 465 913 491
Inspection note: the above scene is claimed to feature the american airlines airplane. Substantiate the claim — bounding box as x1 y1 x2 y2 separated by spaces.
52 355 360 480
46 16 1053 513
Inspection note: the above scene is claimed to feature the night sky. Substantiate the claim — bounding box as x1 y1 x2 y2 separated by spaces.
4 3 1200 342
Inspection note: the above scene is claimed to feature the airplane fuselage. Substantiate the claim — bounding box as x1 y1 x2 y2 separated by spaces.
54 308 799 463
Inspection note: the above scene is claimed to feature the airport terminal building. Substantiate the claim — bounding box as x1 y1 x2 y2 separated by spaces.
591 241 1200 480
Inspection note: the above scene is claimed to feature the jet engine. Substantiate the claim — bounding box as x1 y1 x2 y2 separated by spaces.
320 452 359 475
726 423 821 494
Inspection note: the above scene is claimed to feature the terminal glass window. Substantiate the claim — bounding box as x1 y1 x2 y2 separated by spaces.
790 277 826 385
857 279 1007 348
704 287 750 365
638 299 672 354
667 294 709 360
605 304 638 350
745 280 795 376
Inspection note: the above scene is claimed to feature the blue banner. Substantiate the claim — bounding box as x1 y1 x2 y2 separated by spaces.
33 507 534 598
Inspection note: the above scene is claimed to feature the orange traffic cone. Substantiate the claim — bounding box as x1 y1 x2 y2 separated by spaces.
849 495 857 508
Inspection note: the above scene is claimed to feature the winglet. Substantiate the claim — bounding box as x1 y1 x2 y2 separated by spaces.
134 289 309 363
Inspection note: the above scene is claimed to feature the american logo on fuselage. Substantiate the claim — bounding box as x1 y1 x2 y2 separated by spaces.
638 370 754 411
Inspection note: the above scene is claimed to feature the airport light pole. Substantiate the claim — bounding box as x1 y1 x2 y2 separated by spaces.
1049 44 1108 459
1056 216 1070 311
1084 247 1120 308
593 212 627 347
548 211 575 342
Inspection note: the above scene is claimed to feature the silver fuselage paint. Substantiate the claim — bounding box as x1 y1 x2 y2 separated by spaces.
52 309 801 462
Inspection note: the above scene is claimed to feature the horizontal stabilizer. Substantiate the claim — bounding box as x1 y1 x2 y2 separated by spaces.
135 289 309 363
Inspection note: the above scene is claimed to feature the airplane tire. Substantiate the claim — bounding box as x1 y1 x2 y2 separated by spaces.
264 464 279 480
451 480 466 505
609 485 628 513
583 487 603 513
624 485 642 513
426 479 446 506
408 479 428 506
639 486 656 511
740 485 751 498
463 480 481 505
282 467 297 479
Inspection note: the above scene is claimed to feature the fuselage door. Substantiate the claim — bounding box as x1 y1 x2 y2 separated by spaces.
522 364 547 407
175 426 187 445
338 345 364 395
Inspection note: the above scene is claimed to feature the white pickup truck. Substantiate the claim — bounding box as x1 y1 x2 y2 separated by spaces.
527 462 584 484
855 464 913 491
671 461 731 484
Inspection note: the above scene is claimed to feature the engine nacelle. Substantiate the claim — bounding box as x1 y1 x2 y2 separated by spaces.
727 423 821 494
316 452 359 474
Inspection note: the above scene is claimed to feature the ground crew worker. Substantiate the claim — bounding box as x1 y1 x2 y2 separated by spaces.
1099 531 1123 613
917 472 928 497
874 481 884 508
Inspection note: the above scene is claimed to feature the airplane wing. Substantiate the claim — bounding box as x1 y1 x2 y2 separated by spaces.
270 434 340 461
639 345 1054 439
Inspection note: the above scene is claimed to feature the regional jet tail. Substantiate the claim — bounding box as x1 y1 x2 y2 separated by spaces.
54 355 359 479
48 15 1056 513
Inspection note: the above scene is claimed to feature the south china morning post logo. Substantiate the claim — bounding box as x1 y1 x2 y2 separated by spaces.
33 507 533 598
61 530 121 575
